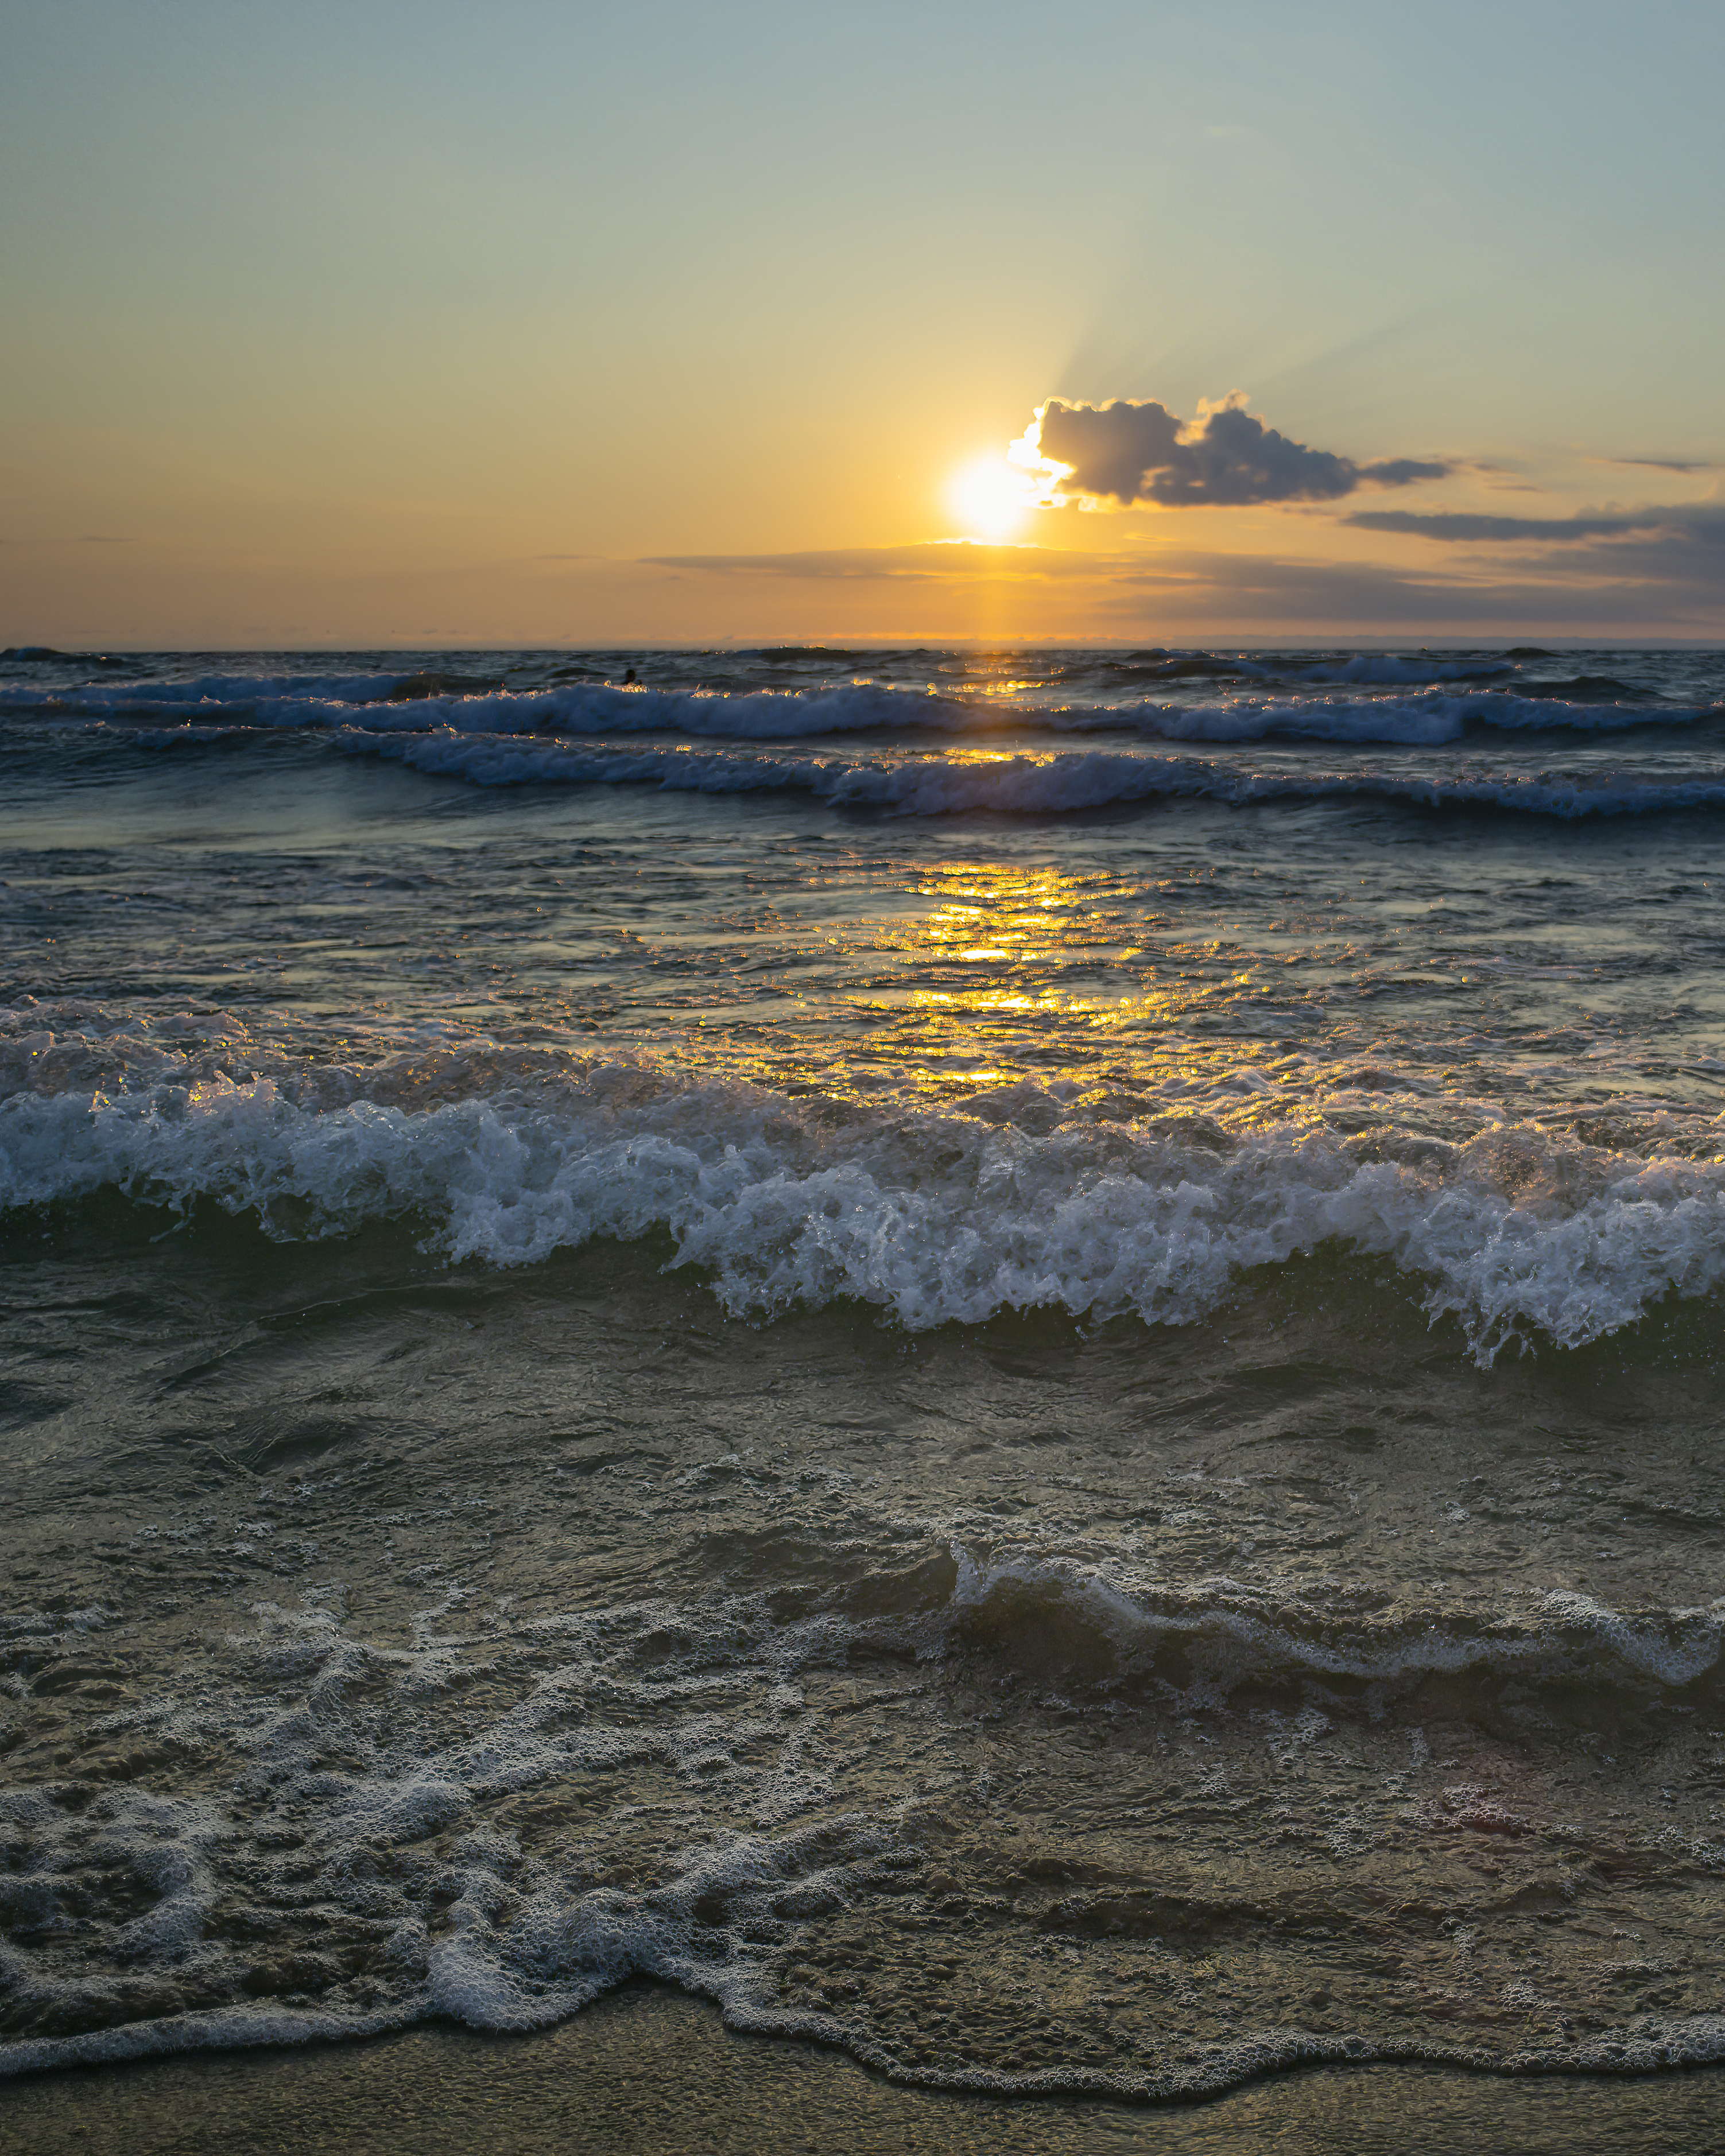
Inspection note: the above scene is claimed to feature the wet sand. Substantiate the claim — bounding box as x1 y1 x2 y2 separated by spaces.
5 1986 1720 2154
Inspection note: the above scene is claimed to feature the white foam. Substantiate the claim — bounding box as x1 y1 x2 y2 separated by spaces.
5 1549 1723 2087
6 1067 1725 1360
0 1576 882 2076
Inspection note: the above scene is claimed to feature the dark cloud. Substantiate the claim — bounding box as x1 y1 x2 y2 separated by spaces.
1347 506 1725 549
1030 394 1448 507
1144 510 1725 618
1345 509 1664 542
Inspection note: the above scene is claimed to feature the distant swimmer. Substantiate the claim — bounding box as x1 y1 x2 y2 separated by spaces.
622 666 638 684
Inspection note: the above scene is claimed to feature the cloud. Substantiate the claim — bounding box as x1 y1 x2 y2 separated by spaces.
1346 505 1725 548
644 543 1112 582
1095 550 1679 626
637 533 1724 631
1597 455 1720 475
1345 509 1666 542
1021 393 1448 508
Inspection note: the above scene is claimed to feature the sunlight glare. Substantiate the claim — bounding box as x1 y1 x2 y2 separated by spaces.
947 455 1038 542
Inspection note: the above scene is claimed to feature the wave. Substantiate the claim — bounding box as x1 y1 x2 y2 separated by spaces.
0 668 422 712
1257 654 1513 686
4 669 1708 751
305 730 1725 820
943 1550 1725 1693
6 1066 1725 1360
0 675 956 738
1098 692 1700 744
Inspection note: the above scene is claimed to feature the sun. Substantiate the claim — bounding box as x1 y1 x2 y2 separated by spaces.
947 454 1038 542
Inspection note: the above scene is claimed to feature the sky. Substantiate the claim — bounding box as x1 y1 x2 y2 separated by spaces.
3 0 1723 647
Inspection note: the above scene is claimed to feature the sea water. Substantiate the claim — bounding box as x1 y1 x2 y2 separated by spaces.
2 641 1724 2096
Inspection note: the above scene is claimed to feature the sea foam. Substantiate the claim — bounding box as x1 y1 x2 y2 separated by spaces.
3 1545 1722 2085
6 1067 1724 1360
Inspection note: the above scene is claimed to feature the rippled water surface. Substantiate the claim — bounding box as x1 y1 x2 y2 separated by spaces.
3 643 1724 2098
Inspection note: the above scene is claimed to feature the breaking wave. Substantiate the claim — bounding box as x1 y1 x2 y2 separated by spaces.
321 732 1725 820
6 1063 1725 1360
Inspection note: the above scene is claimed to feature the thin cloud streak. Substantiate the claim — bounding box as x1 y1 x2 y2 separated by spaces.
1096 550 1710 627
1346 509 1669 542
1595 456 1720 475
645 545 1116 583
644 533 1725 631
1347 505 1725 552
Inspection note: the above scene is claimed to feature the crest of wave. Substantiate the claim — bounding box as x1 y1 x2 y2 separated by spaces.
4 1065 1725 1363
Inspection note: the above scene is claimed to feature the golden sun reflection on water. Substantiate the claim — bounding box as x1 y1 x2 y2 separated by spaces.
785 858 1342 1129
858 862 1150 1089
699 854 1361 1125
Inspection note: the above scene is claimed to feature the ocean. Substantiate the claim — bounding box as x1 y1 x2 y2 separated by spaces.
3 642 1724 2114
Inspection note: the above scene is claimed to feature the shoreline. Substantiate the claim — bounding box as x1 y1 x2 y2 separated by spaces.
6 1986 1723 2155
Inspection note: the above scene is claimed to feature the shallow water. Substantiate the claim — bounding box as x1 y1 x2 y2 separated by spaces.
10 1987 1725 2154
3 643 1724 2097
